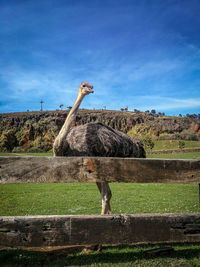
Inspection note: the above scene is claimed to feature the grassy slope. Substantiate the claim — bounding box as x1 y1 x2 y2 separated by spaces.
1 140 200 157
152 140 200 151
148 151 200 159
0 151 200 266
0 152 53 157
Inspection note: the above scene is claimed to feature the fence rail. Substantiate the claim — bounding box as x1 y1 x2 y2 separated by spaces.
0 156 200 184
1 213 200 248
0 156 200 248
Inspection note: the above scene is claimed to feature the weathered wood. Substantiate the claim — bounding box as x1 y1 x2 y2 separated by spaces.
0 213 200 248
199 184 200 206
0 156 200 184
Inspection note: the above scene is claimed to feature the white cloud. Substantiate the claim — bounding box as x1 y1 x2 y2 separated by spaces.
0 66 84 111
0 56 200 113
126 60 182 81
1 67 75 94
137 96 200 111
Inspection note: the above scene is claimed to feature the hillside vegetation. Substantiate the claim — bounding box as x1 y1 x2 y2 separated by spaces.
0 109 199 152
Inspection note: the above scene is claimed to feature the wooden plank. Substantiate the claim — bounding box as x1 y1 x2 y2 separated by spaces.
0 156 200 184
0 213 200 248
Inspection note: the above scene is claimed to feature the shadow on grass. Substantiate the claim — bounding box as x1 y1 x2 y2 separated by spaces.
1 244 200 266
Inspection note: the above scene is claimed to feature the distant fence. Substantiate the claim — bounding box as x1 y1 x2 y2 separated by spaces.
0 156 200 248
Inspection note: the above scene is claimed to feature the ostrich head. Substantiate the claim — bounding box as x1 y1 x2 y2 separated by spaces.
79 82 94 96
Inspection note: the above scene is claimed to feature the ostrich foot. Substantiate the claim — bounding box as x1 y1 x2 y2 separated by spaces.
101 204 112 215
81 245 102 254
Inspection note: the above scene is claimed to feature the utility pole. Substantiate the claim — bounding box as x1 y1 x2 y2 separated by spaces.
40 100 44 112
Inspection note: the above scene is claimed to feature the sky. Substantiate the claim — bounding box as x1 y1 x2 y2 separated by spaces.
0 0 200 115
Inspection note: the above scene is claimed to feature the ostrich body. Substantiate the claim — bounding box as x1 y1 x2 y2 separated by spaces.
53 82 146 214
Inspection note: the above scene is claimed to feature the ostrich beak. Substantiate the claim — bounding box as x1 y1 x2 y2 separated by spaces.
90 86 94 93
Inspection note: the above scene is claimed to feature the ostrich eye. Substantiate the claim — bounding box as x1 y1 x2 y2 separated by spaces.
82 84 86 87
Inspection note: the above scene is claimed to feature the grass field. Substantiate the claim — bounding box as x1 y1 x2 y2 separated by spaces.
0 183 199 216
152 140 200 151
0 151 200 266
1 151 200 159
0 152 53 157
148 151 200 159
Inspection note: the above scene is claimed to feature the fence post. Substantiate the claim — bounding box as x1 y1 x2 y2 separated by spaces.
199 184 200 206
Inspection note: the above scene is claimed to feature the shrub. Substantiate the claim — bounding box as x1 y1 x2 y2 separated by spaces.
127 124 151 139
159 133 174 140
0 130 18 152
142 135 155 151
12 147 25 153
179 129 198 141
28 147 44 153
178 140 185 150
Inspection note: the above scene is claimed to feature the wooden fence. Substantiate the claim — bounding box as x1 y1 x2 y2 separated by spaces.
0 156 200 248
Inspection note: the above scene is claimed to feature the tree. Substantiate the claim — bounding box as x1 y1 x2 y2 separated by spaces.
67 106 72 110
192 114 198 119
59 104 64 110
178 140 185 150
151 109 156 114
142 135 155 152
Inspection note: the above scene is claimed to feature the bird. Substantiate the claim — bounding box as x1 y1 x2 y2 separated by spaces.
53 82 146 214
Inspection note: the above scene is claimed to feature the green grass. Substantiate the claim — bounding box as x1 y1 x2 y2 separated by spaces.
1 243 200 267
0 139 199 157
147 151 200 159
1 150 200 159
153 140 200 151
0 183 198 216
0 152 53 157
0 151 200 266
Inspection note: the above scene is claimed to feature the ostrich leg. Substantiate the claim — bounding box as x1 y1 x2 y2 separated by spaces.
96 182 112 214
82 182 112 253
82 182 112 254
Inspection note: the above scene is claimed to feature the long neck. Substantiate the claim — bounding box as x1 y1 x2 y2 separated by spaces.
59 92 84 139
53 92 84 156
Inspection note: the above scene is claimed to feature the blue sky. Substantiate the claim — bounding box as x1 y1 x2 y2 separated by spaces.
0 0 200 115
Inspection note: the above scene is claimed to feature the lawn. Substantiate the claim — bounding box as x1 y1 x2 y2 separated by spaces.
1 243 200 267
0 151 200 266
0 183 199 216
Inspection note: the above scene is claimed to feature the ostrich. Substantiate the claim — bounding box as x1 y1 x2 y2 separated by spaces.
53 82 146 215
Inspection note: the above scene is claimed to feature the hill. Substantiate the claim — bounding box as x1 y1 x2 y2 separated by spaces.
0 109 199 152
